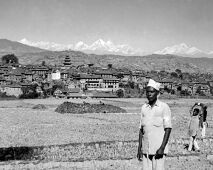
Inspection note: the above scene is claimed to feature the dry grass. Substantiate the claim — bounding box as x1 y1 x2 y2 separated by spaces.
0 97 212 148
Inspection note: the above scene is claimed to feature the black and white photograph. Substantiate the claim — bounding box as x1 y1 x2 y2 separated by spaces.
0 0 213 169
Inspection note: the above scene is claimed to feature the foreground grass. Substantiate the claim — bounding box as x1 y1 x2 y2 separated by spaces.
0 98 212 147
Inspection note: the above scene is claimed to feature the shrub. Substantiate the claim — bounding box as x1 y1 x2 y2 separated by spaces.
55 101 126 114
0 92 17 99
116 89 124 98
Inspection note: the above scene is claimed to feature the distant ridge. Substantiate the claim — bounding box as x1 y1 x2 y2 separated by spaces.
0 39 46 55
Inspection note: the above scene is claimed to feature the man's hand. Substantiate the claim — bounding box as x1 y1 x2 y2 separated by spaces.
155 147 164 159
137 148 143 161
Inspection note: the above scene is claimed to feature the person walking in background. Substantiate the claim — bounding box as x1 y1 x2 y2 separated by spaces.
137 79 172 170
188 108 200 151
190 102 208 139
201 105 208 139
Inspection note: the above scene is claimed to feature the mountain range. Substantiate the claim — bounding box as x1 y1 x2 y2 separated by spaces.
19 38 213 58
0 38 213 73
19 38 140 56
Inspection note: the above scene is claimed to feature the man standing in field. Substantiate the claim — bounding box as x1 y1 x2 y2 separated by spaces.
137 79 172 170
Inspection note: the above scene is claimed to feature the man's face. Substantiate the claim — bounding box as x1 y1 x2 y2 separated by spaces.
146 86 159 102
193 110 199 116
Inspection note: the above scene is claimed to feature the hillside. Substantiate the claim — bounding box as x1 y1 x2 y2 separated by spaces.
0 39 46 55
0 39 213 73
15 51 213 73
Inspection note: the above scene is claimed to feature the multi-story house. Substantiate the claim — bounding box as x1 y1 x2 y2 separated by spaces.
1 84 23 97
159 78 174 90
181 81 194 94
93 69 117 79
78 74 103 90
0 77 6 85
60 70 69 79
31 66 49 77
192 81 211 95
102 77 120 92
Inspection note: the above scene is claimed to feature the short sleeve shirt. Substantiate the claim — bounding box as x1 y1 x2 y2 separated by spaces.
139 100 172 155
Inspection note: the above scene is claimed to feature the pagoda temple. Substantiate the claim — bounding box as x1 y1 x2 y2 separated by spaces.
63 55 72 67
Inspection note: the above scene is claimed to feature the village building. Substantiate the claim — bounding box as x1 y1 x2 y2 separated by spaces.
67 88 83 99
23 71 33 82
60 70 69 79
77 74 103 90
159 78 174 90
1 84 23 97
93 69 117 79
192 81 211 95
131 73 140 83
102 77 120 92
180 81 194 94
67 80 80 89
31 66 49 77
51 70 61 80
53 88 65 98
0 77 6 85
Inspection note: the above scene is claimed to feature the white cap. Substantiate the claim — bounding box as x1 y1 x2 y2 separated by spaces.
147 79 161 91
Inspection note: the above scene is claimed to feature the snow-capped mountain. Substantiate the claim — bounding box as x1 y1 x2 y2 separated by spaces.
154 43 205 56
74 41 89 50
19 38 142 55
19 38 73 51
19 39 213 57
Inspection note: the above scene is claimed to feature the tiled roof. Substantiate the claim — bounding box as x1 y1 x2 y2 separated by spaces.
159 79 174 83
79 74 102 79
103 78 120 81
6 84 22 88
68 88 81 93
94 70 115 75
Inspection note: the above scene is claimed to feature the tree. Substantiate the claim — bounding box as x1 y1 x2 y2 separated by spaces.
175 69 182 74
164 86 171 93
107 64 112 69
51 80 65 95
20 84 39 99
171 72 178 78
116 73 124 79
116 89 124 98
42 61 46 66
1 54 19 64
128 81 135 89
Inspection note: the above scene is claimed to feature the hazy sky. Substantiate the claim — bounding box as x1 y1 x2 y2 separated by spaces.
0 0 213 52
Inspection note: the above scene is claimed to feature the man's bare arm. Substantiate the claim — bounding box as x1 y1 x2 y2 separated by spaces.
155 128 172 157
137 127 143 161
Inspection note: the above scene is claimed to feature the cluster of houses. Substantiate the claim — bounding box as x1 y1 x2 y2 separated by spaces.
0 55 213 98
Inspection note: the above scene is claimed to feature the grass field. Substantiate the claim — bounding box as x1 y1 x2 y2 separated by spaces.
0 97 212 148
0 97 213 169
